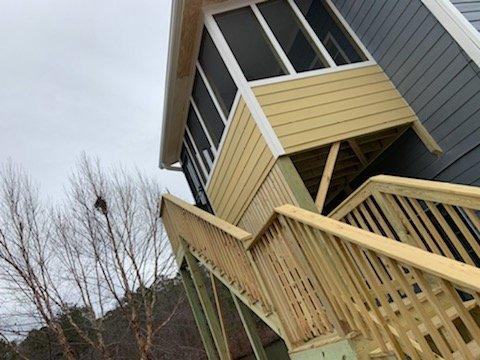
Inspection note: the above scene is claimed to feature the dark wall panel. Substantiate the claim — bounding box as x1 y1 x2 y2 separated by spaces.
332 0 480 186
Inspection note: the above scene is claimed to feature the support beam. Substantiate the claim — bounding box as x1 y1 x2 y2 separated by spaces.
184 250 230 360
276 157 317 212
231 291 268 360
315 141 341 213
347 139 368 166
210 273 231 359
180 267 219 360
412 120 443 156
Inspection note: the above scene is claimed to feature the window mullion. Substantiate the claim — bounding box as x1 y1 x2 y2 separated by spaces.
251 4 297 75
185 127 210 179
183 139 206 185
286 0 337 68
196 62 228 125
190 98 218 155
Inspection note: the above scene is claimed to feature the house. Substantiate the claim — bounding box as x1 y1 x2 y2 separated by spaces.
159 1 480 358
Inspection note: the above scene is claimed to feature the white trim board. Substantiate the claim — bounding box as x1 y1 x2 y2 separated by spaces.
422 0 480 68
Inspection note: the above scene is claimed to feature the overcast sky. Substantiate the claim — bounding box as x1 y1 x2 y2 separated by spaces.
0 0 190 202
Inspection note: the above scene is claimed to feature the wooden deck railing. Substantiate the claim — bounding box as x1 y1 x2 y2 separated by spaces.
161 177 480 357
330 175 480 267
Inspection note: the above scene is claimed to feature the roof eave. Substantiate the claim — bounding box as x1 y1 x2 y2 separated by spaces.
159 0 185 169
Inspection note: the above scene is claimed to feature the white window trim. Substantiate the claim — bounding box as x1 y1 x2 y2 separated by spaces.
190 97 218 155
248 59 376 87
205 91 241 188
325 0 374 61
421 0 480 69
183 138 207 186
250 3 297 74
204 11 286 157
195 61 228 125
185 127 210 180
286 0 337 67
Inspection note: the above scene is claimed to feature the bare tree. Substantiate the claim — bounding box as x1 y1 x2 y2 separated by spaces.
0 157 178 360
0 161 77 359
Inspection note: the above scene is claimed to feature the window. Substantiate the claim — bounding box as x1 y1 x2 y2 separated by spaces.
191 71 225 148
212 0 367 80
181 147 209 207
294 0 365 65
183 138 206 184
198 29 238 117
215 6 286 81
257 0 327 72
186 106 214 174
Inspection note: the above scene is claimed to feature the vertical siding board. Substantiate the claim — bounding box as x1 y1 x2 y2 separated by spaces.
332 0 480 185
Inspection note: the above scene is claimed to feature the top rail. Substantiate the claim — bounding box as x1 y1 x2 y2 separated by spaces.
160 194 251 241
329 175 480 220
278 204 480 292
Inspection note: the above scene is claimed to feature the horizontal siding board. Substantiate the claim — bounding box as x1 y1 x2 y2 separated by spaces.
332 0 480 185
255 64 417 155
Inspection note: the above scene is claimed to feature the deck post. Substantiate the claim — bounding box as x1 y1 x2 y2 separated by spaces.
276 157 317 212
315 141 341 213
210 273 231 358
184 250 230 359
230 291 268 360
180 266 219 360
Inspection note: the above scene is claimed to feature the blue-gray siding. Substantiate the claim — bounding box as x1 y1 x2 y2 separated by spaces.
451 0 480 31
332 0 480 186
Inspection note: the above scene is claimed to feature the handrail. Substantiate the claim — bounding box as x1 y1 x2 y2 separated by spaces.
329 175 480 268
329 174 480 219
161 176 480 356
279 204 480 292
160 194 251 241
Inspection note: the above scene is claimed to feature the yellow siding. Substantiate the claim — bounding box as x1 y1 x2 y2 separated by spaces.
236 161 299 234
207 98 275 224
253 64 418 154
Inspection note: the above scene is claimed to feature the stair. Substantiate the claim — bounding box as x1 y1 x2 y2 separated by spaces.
160 176 480 359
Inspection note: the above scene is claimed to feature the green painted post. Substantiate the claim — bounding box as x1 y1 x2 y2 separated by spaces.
180 267 219 360
231 291 268 360
184 251 230 360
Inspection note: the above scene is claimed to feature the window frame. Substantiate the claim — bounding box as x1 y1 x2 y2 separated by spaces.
203 0 374 87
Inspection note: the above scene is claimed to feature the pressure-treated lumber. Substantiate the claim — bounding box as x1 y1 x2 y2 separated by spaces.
276 204 480 292
180 267 219 360
231 291 268 360
347 139 368 166
412 120 443 156
315 141 340 213
162 176 480 357
210 274 231 359
184 251 230 360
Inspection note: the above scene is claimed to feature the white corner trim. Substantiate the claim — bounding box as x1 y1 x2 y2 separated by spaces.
204 12 286 158
422 0 480 68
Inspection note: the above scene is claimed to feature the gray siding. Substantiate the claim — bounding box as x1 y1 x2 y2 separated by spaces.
332 0 480 186
451 0 480 31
